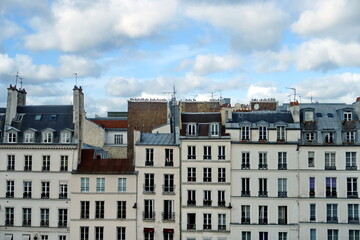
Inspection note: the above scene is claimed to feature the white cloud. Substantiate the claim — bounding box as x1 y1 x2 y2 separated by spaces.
252 49 293 72
291 0 360 40
59 55 102 78
192 54 241 75
186 2 289 51
24 0 178 52
106 77 142 97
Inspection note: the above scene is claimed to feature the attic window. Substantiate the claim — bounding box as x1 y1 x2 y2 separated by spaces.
304 111 314 121
14 114 24 121
344 111 352 121
34 115 42 120
50 114 57 120
327 113 334 118
210 123 219 136
316 113 322 118
187 123 197 136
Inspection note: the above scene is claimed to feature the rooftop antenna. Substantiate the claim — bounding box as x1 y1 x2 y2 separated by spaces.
15 71 19 87
163 85 176 101
74 73 78 86
19 77 23 89
286 87 297 102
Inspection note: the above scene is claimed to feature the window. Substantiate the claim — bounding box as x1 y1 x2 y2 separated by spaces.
35 114 42 120
346 152 357 170
203 213 212 230
349 230 360 240
278 206 287 224
327 229 338 240
49 114 57 120
187 146 196 160
218 190 225 206
144 173 155 192
259 178 268 197
58 209 67 227
241 205 250 224
344 111 352 121
324 132 334 143
306 132 315 142
327 204 338 223
187 123 197 136
40 208 49 227
24 131 34 143
117 201 126 219
242 232 251 240
144 199 155 220
60 156 68 171
347 178 358 198
188 168 196 182
310 204 316 221
59 236 66 240
23 181 32 198
42 131 53 143
278 178 287 197
241 178 250 196
259 126 267 141
279 232 287 240
308 151 315 167
23 208 31 226
310 229 316 240
259 206 268 224
42 155 50 171
96 178 105 192
203 168 212 182
325 152 336 170
7 155 15 170
218 214 226 230
164 174 174 193
6 180 14 198
277 126 285 141
242 152 250 169
80 201 90 219
81 178 89 192
145 148 154 165
259 152 267 169
348 204 359 223
203 190 212 206
305 111 314 121
60 131 71 143
95 201 104 219
41 181 50 199
163 231 173 240
309 177 315 197
187 213 196 229
59 183 68 199
218 146 225 160
218 168 226 182
165 148 173 165
210 123 219 136
95 226 104 240
241 126 250 140
259 232 269 240
144 232 154 240
24 155 32 171
163 200 174 221
80 226 89 240
5 207 14 226
203 146 211 160
118 178 127 192
278 152 287 169
117 227 126 240
114 134 123 144
326 177 337 197
187 190 196 205
345 131 356 143
8 132 17 143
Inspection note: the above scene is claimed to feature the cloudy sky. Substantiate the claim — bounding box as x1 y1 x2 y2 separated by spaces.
1 0 360 116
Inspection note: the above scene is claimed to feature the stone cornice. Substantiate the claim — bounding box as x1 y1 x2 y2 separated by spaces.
0 144 77 150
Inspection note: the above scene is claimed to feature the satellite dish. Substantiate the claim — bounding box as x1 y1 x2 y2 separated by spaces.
254 103 260 110
234 103 241 110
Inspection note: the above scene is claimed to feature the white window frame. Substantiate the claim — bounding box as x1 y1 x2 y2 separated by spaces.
8 131 17 143
81 178 89 192
210 123 219 136
60 131 71 143
114 134 123 144
259 126 267 141
118 178 127 192
42 131 53 143
96 178 105 192
24 131 34 143
241 126 250 140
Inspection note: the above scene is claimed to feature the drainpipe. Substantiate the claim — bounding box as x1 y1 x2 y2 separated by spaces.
179 143 182 240
296 142 300 240
135 171 139 240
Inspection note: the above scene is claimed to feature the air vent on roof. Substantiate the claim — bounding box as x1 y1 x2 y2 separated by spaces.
316 113 322 117
34 114 42 120
327 113 333 118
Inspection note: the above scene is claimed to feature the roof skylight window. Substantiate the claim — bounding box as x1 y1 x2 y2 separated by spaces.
327 113 334 118
34 114 42 120
50 114 57 120
316 113 322 117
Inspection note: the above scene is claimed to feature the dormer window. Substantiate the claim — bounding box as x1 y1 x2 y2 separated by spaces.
259 126 267 141
210 123 219 136
344 111 352 121
60 131 71 143
324 132 334 144
345 132 356 143
42 130 54 143
277 126 286 141
241 126 250 141
187 123 197 136
306 132 315 142
304 111 314 121
24 131 35 143
8 132 17 143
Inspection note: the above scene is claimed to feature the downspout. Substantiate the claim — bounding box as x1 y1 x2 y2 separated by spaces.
296 141 300 240
135 170 139 240
179 142 182 240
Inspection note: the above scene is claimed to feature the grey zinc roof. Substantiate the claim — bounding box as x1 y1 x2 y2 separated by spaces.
137 133 177 146
231 111 294 123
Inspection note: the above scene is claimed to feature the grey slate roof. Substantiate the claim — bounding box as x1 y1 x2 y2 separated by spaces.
137 133 176 146
231 111 294 123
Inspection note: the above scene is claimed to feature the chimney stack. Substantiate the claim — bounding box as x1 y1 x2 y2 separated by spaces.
17 88 27 106
289 101 300 123
5 85 18 126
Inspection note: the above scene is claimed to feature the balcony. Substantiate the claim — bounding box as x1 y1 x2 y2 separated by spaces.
145 161 154 166
23 192 32 198
24 166 32 171
278 191 287 198
278 163 287 170
326 191 337 198
187 224 196 230
258 164 268 170
325 166 336 170
346 165 357 170
327 216 338 223
278 218 287 224
80 213 89 219
59 193 68 199
6 192 14 198
162 212 175 221
218 201 226 207
165 160 173 166
187 155 196 160
42 166 50 171
218 225 226 230
203 224 212 230
241 217 250 224
40 220 49 227
347 191 358 198
309 191 315 198
163 185 175 194
41 193 49 199
22 220 31 227
58 221 67 228
241 191 250 197
218 155 226 160
187 200 196 206
241 163 250 169
258 191 268 197
7 166 14 171
60 166 68 171
310 216 316 222
203 200 212 206
203 177 211 182
143 211 155 220
5 220 14 226
143 184 155 193
259 218 268 224
188 177 196 182
348 217 360 223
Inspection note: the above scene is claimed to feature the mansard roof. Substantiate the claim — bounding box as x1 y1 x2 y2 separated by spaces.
231 111 294 124
136 133 177 146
